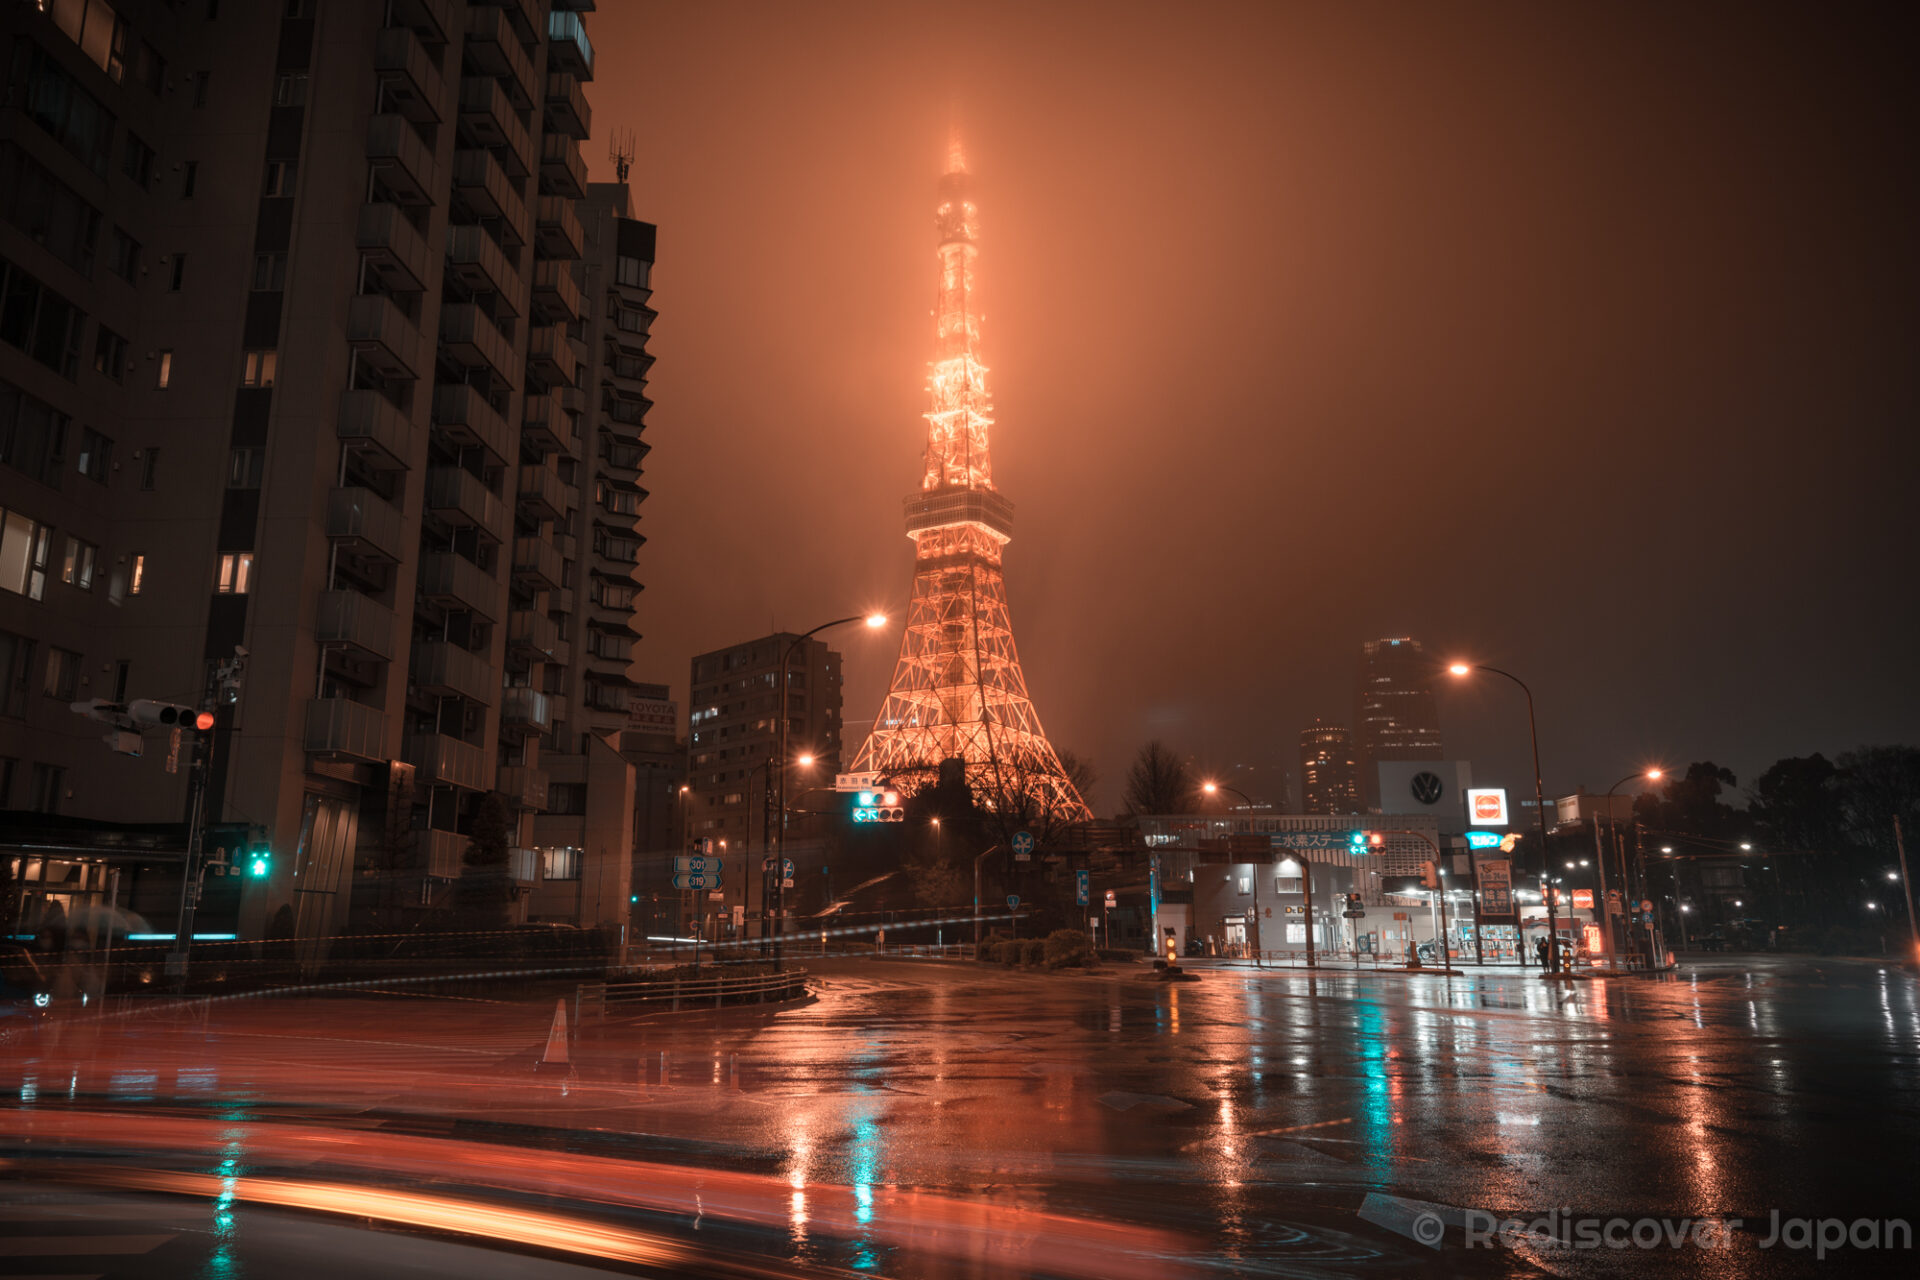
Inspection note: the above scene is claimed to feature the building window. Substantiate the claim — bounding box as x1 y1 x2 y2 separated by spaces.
139 448 158 489
129 553 144 594
1 141 103 275
93 327 127 381
274 72 307 107
0 509 54 599
168 254 186 291
61 535 96 589
192 70 211 107
227 446 263 488
107 228 140 280
541 846 581 881
0 254 87 378
216 552 253 594
134 40 164 94
616 306 647 333
112 659 130 700
28 762 63 814
0 630 35 718
251 253 287 292
182 161 198 198
615 255 646 288
156 350 173 388
0 756 12 807
76 428 112 481
122 132 154 188
13 43 113 177
0 379 71 487
545 782 586 814
242 349 276 387
43 645 81 700
262 159 298 197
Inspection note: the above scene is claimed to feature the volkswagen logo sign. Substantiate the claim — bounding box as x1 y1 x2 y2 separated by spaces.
1410 771 1445 805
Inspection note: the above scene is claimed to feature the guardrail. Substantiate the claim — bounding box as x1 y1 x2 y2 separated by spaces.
579 966 807 1015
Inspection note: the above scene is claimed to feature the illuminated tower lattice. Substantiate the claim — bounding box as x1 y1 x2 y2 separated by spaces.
850 137 1091 822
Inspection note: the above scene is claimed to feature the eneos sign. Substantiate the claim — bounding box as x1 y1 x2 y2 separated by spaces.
1466 787 1509 826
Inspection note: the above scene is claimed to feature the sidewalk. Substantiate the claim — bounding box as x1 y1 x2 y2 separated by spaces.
1179 955 1677 979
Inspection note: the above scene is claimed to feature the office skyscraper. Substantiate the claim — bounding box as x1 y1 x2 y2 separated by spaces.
1299 720 1361 815
1354 637 1444 809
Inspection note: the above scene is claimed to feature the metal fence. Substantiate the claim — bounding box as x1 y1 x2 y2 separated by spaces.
579 966 808 1015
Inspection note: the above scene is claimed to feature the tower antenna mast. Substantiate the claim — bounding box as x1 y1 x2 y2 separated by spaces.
609 127 634 183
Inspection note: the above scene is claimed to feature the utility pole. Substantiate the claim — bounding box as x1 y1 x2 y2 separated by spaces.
1894 817 1919 965
168 648 246 992
1302 851 1316 969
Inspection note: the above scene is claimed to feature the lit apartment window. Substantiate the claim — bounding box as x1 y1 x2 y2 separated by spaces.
541 846 580 881
129 553 144 594
61 535 96 589
241 350 276 387
156 350 172 388
216 552 252 594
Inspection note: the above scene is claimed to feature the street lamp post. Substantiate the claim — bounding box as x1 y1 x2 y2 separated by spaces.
775 614 887 963
1203 781 1263 968
1449 662 1565 978
1601 768 1663 968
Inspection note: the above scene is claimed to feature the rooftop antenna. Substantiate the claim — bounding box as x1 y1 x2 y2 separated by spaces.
609 127 634 183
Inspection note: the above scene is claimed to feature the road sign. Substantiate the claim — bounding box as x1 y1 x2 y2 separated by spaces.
732 905 745 926
1464 830 1504 850
708 890 725 901
1075 870 1089 906
1012 831 1034 856
1104 890 1117 908
1006 894 1020 909
674 856 721 873
671 873 720 890
1343 910 1366 919
781 878 794 889
835 771 881 792
1478 859 1514 916
1573 889 1594 909
1606 889 1623 914
1640 899 1653 912
782 859 795 877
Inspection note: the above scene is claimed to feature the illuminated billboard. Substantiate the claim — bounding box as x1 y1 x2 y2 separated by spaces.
1465 787 1509 826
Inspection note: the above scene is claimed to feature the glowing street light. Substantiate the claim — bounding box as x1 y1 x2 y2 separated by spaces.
796 754 815 767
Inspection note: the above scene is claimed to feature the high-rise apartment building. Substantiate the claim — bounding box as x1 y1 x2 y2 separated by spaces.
0 1 647 945
686 634 843 861
1353 637 1445 809
1298 720 1360 815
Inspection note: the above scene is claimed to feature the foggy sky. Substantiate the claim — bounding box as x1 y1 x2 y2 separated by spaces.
589 1 1917 812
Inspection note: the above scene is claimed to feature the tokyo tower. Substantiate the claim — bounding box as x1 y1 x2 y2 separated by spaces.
850 135 1091 822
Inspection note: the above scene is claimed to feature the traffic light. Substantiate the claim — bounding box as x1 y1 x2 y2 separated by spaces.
1348 830 1367 853
129 699 216 731
1368 833 1385 851
245 835 271 879
71 698 214 756
851 789 904 823
1420 861 1439 889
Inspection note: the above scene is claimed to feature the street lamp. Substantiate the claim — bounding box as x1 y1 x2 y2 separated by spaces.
1202 781 1263 967
1602 767 1665 968
1448 661 1564 976
774 613 889 961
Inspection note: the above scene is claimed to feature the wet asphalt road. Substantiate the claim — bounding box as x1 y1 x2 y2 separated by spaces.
2 953 1917 1277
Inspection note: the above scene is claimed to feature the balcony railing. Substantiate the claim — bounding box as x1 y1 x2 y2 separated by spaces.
511 536 564 590
516 462 572 522
531 258 583 323
374 24 446 122
439 302 518 385
498 763 550 810
391 0 452 43
423 829 466 879
507 608 561 659
405 732 490 791
411 639 497 705
463 4 535 104
501 685 554 734
546 10 593 79
509 846 540 884
527 322 577 387
416 550 500 621
458 76 533 178
315 589 396 660
430 383 513 465
534 195 583 261
425 466 509 542
356 202 430 293
347 294 427 381
453 149 528 246
543 71 590 140
336 389 412 471
325 486 407 563
366 114 438 205
521 387 576 455
539 132 586 199
445 225 523 313
305 697 387 761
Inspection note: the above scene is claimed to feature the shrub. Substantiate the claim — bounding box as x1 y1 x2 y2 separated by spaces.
1021 938 1047 967
1045 929 1094 969
1096 947 1138 963
977 933 1012 963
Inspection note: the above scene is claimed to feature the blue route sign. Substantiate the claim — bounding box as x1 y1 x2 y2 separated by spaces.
1012 831 1035 856
672 873 721 890
1006 894 1020 910
674 855 721 873
1075 869 1090 906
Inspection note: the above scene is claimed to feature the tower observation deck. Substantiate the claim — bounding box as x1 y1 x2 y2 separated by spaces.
849 136 1090 823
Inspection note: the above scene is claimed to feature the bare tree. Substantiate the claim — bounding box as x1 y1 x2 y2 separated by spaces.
1055 748 1098 813
1123 740 1196 816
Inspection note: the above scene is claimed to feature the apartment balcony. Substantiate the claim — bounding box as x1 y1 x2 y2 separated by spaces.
509 846 539 885
411 640 496 706
493 0 541 43
458 76 533 178
406 732 490 791
430 383 513 466
516 461 572 522
600 436 646 474
539 132 586 199
500 685 554 735
550 586 574 615
507 608 561 660
444 226 523 314
305 697 387 762
530 258 582 323
423 829 465 879
315 589 396 660
511 536 563 590
526 322 577 387
534 196 583 261
336 389 412 471
366 114 438 205
356 202 431 294
453 149 528 247
391 0 453 42
438 303 518 385
544 71 590 140
546 10 593 80
374 25 446 122
518 388 574 455
416 550 500 621
498 763 550 811
325 486 407 563
424 466 509 543
463 3 535 106
347 294 427 380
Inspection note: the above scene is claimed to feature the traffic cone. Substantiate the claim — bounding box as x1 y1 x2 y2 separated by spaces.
536 997 571 1075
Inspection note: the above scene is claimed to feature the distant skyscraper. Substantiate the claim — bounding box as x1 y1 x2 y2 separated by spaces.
1354 637 1445 809
1299 721 1361 815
